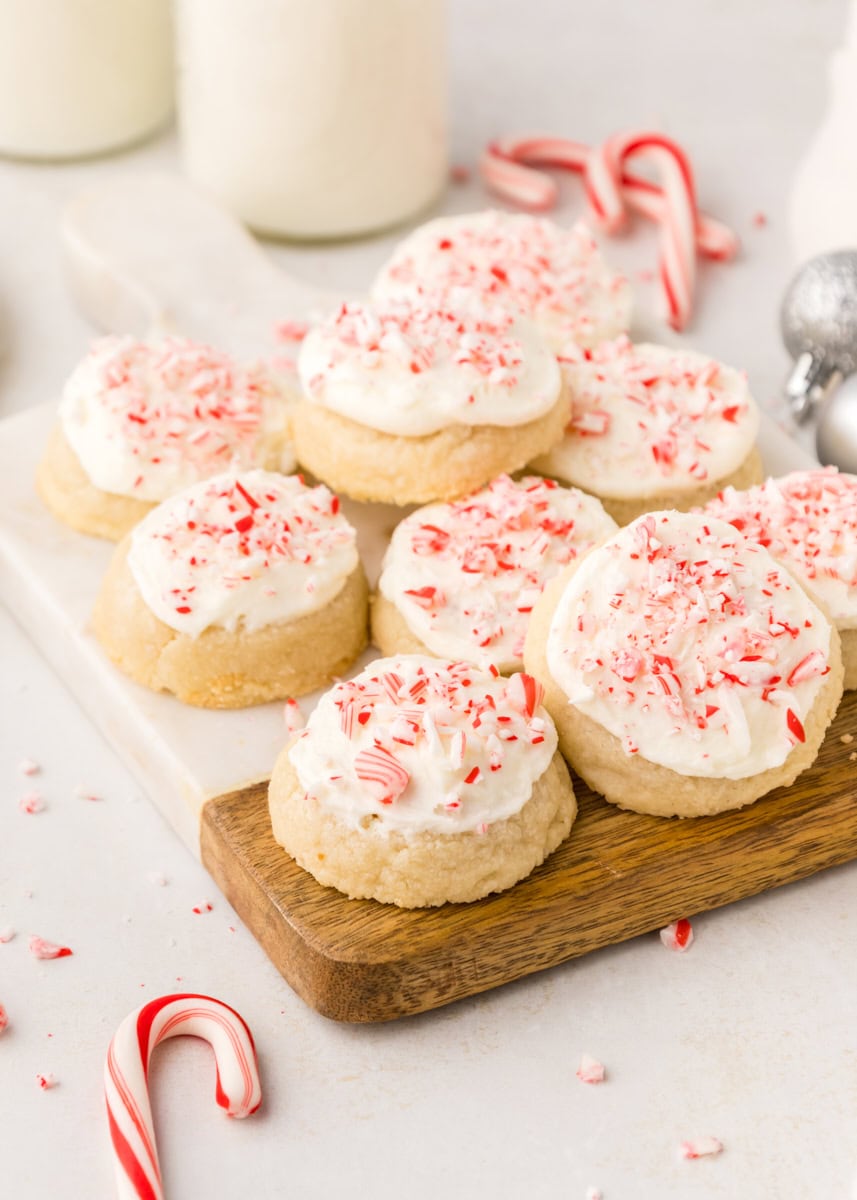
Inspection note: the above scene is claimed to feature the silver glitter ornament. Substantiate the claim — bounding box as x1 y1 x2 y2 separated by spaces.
815 372 857 473
781 250 857 422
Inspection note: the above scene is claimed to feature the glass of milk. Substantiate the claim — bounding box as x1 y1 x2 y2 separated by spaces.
175 0 448 240
0 0 174 160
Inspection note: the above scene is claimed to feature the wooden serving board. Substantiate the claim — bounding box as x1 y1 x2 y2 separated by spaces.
200 692 857 1023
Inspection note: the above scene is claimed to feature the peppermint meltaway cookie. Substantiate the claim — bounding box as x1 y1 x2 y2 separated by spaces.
292 300 567 505
524 510 844 818
372 210 632 351
372 474 617 673
268 655 576 907
531 338 764 524
37 336 296 540
705 468 857 689
92 469 367 708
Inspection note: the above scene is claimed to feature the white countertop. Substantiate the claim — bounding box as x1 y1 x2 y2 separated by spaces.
2 2 857 1197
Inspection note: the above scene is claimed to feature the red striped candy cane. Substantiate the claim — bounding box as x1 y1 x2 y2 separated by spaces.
481 135 738 260
105 993 262 1200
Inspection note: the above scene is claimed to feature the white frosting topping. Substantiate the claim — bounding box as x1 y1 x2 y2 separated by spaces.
297 300 561 436
127 469 358 636
704 468 857 630
535 338 759 499
60 336 295 502
378 474 617 671
288 655 557 835
372 211 632 351
546 510 834 780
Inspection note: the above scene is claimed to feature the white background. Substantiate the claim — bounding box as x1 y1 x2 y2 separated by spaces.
2 2 857 1197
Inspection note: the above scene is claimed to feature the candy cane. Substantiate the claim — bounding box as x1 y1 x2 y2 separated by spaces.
104 993 262 1200
585 130 699 330
481 135 738 260
480 131 739 331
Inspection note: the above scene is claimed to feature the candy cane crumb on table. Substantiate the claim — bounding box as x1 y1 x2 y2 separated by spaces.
105 993 262 1200
680 1136 724 1160
659 918 694 952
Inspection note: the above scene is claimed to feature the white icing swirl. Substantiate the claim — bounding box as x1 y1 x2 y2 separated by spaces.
546 511 834 779
378 475 617 671
704 468 857 630
288 655 557 835
297 300 561 436
60 336 295 502
127 469 358 636
372 211 632 351
535 338 759 499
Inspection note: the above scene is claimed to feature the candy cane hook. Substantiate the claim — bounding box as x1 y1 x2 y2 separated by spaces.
104 993 262 1200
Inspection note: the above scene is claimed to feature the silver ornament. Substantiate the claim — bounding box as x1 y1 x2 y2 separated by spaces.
816 372 857 474
781 250 857 422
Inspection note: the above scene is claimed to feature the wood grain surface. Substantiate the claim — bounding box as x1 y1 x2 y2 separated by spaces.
200 689 857 1024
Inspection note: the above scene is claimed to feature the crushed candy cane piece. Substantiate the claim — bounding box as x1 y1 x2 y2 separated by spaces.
585 1189 603 1200
284 698 305 734
192 902 213 914
28 935 73 960
74 784 102 801
660 918 694 951
147 871 168 887
36 1073 58 1090
679 1136 723 1160
18 791 45 814
0 928 15 943
0 1004 8 1033
18 758 40 776
576 1053 606 1084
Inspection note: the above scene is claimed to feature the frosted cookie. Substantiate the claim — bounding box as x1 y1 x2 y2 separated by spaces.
524 510 843 817
92 469 367 708
292 300 567 505
37 336 295 540
372 210 632 351
269 655 576 907
531 338 764 524
372 474 617 672
705 468 857 689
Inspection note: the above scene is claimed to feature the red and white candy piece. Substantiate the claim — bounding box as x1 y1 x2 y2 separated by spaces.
679 1135 724 1160
104 993 262 1200
576 1053 606 1084
354 745 411 805
0 1003 8 1034
659 918 694 952
480 130 739 331
28 935 73 960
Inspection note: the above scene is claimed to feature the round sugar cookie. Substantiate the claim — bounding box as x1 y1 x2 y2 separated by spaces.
372 209 632 351
524 510 844 817
92 469 367 708
37 335 295 540
268 655 576 907
371 473 617 672
530 338 764 524
704 468 857 689
293 299 567 505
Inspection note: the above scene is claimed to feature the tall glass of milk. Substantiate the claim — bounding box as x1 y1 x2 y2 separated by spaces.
175 0 448 240
0 0 174 160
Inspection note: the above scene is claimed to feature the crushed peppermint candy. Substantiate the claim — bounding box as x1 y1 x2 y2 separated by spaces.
18 791 45 814
372 210 631 351
59 335 293 502
705 469 857 628
28 936 73 960
0 1004 7 1033
378 474 616 669
284 699 305 734
546 511 833 781
0 928 15 943
679 1136 724 1160
288 655 558 837
543 337 758 495
35 1073 58 1091
74 784 102 801
576 1054 606 1084
192 902 213 915
660 918 694 951
17 758 40 776
585 1189 603 1200
127 469 358 638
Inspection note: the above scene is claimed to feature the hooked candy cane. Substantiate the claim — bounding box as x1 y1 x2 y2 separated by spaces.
104 993 262 1200
480 130 739 331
